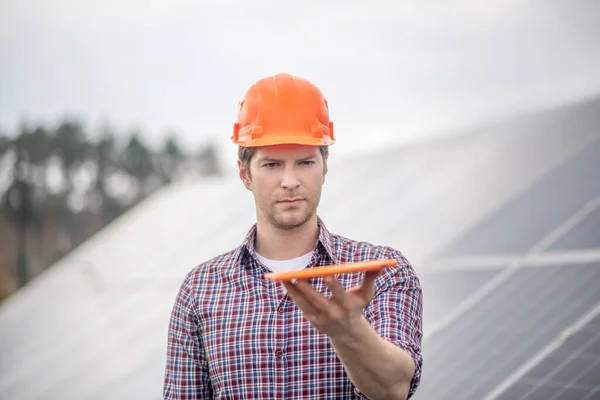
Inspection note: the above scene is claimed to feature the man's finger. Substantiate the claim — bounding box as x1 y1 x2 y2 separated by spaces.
323 276 348 303
284 280 329 313
283 281 319 316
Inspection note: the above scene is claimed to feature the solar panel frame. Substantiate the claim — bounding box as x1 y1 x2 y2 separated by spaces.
548 206 600 251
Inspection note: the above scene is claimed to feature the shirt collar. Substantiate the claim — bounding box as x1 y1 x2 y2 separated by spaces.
239 216 338 265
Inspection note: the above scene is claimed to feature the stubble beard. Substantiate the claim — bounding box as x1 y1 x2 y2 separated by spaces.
272 206 316 230
265 191 321 231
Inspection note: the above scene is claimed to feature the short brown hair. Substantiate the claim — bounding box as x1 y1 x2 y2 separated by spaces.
238 145 329 173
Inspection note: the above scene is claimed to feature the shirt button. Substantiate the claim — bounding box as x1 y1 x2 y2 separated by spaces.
277 306 284 314
274 350 283 358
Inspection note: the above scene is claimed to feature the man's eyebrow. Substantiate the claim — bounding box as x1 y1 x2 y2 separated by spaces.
256 156 282 163
298 155 318 160
257 155 317 163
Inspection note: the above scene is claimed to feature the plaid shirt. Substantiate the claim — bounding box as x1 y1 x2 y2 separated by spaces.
164 218 423 399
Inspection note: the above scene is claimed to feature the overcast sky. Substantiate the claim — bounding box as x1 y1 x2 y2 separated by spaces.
1 0 600 163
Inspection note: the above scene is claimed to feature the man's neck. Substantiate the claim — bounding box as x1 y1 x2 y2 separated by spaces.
254 216 319 260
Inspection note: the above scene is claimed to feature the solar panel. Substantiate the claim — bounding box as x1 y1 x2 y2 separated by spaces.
548 206 600 251
491 309 600 400
497 383 593 400
418 268 502 330
413 263 600 400
0 281 175 399
440 135 600 257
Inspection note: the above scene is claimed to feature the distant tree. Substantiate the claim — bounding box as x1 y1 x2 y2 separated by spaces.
53 119 88 198
89 124 117 216
0 134 9 155
0 125 39 287
121 131 154 201
17 125 53 268
16 125 52 225
196 141 222 176
26 126 52 194
0 133 10 194
156 133 185 184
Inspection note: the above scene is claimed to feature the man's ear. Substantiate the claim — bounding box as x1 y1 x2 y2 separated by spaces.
322 160 328 184
238 160 252 190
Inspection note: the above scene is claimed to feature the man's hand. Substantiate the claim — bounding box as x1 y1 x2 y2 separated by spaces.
282 270 382 338
282 269 417 399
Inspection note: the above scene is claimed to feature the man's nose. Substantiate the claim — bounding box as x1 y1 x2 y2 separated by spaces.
281 165 300 188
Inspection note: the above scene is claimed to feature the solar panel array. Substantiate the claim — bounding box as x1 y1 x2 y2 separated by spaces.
0 97 599 399
413 99 600 399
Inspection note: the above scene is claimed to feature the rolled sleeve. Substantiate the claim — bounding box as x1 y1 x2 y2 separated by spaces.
365 258 424 399
163 274 212 399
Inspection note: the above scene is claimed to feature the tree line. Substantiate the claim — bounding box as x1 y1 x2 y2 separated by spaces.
0 118 222 301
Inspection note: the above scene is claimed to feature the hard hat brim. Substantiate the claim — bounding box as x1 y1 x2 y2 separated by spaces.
233 135 335 147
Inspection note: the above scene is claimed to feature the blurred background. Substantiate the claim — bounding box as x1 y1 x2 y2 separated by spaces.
1 1 600 399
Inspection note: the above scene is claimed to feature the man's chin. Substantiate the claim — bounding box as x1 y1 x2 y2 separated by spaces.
273 213 313 230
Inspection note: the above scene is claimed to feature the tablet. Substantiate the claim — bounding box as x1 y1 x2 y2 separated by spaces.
263 259 398 282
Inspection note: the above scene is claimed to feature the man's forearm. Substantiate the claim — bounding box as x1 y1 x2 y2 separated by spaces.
329 315 415 400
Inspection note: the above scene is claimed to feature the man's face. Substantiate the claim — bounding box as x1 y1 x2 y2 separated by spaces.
238 144 327 231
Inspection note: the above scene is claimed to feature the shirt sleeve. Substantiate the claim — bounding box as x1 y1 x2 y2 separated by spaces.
163 274 212 399
362 253 424 399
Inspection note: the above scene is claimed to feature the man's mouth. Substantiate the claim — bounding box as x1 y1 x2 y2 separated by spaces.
279 198 303 204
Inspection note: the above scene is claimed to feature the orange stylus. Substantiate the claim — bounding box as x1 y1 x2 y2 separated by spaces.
264 259 398 282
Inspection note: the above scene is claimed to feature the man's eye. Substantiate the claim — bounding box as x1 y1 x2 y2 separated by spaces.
264 163 278 168
300 160 315 165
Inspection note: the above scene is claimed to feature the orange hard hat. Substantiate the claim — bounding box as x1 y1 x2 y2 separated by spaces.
232 73 335 147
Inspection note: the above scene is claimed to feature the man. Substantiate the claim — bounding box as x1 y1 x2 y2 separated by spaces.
163 73 423 399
